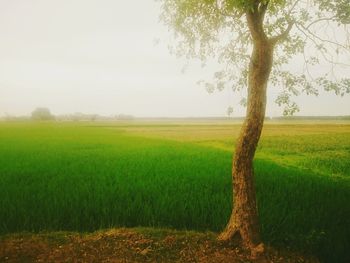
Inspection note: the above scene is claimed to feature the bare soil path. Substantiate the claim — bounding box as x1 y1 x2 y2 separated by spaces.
0 228 318 263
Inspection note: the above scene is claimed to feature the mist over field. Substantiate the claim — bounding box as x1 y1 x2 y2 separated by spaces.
0 0 349 118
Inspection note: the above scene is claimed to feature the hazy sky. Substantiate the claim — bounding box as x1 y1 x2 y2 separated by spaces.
0 0 349 117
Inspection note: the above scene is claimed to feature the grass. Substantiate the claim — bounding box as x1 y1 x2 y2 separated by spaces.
0 121 349 262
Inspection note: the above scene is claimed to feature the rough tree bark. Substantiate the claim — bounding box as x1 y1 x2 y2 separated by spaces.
218 8 274 258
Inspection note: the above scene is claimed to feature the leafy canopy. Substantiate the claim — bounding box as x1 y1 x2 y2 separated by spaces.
159 0 350 115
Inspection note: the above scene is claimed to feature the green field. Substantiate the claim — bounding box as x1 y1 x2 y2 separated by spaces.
0 121 349 262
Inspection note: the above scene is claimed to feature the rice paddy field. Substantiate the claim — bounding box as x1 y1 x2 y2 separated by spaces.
0 120 349 262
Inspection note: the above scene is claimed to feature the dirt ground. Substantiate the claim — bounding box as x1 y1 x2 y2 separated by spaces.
0 228 318 263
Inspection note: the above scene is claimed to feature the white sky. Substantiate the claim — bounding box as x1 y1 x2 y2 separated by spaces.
0 0 349 117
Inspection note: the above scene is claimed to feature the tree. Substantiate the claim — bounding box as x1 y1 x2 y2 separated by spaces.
159 0 350 257
31 107 55 121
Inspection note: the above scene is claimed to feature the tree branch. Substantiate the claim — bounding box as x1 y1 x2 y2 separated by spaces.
286 0 301 18
297 22 350 52
245 1 270 42
305 16 337 30
258 1 269 21
214 0 244 18
270 20 294 45
295 23 350 67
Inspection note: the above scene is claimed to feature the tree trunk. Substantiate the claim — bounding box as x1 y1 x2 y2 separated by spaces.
218 32 273 257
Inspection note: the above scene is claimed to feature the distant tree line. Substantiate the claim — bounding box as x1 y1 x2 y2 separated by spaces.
31 108 55 121
1 108 349 121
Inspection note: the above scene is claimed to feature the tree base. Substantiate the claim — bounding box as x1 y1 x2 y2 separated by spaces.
217 225 238 242
218 228 265 260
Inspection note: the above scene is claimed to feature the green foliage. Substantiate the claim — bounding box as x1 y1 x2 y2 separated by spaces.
0 122 349 262
318 0 350 24
159 0 350 115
